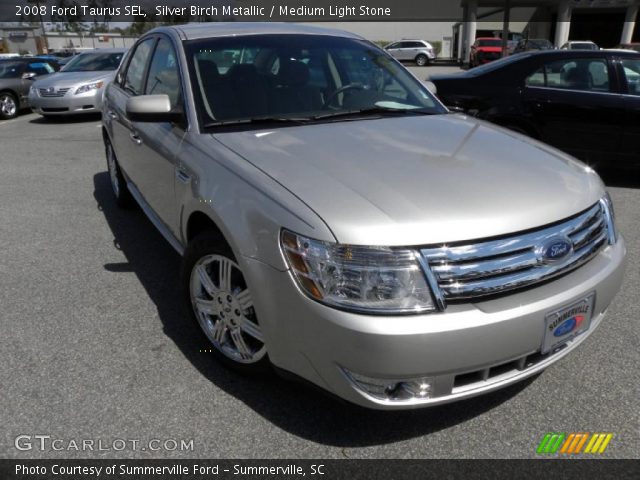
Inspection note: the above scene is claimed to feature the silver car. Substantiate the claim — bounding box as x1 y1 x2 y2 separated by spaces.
384 39 437 66
29 48 126 117
102 23 626 410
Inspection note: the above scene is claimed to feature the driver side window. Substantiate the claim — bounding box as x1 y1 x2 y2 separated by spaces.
123 38 155 96
145 38 182 109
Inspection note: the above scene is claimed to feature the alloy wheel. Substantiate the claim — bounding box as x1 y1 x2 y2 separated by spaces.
0 94 17 118
189 254 265 364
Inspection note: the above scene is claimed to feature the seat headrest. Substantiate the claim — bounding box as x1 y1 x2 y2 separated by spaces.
227 63 259 82
277 59 310 87
197 59 219 79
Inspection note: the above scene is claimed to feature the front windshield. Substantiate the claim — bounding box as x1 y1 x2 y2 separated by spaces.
0 62 23 79
61 52 123 72
572 43 597 50
478 39 502 47
185 34 445 126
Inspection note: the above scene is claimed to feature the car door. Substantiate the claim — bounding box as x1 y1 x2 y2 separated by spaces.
105 37 156 188
385 42 402 60
617 56 640 166
395 42 413 61
522 55 625 164
129 36 187 234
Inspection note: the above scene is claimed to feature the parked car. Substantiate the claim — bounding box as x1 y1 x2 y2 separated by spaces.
561 40 599 50
32 54 66 69
102 23 625 410
514 38 554 53
384 39 437 66
430 50 640 168
0 58 58 119
29 48 126 118
615 43 640 53
469 37 504 67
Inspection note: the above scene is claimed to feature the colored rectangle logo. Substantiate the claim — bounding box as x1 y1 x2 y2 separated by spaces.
537 433 613 455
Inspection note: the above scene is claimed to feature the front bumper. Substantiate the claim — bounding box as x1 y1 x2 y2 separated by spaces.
29 88 104 116
241 237 626 410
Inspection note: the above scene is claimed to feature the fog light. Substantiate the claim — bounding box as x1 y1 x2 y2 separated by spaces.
342 368 434 402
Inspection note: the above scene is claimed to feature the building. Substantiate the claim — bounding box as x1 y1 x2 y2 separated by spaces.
458 0 639 62
0 25 42 55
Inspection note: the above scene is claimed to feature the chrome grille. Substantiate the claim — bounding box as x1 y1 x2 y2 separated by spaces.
421 201 611 304
38 87 70 98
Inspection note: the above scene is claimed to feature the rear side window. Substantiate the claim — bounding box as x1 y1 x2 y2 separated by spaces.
526 58 610 92
145 38 181 108
123 38 155 95
621 58 640 95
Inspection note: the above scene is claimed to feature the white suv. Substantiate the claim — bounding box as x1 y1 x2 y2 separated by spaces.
384 40 437 66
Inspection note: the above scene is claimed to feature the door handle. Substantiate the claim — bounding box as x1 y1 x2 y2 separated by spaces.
107 110 117 119
129 132 142 145
176 168 191 183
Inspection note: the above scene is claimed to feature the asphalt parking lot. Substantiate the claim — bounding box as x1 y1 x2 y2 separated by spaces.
1 111 639 459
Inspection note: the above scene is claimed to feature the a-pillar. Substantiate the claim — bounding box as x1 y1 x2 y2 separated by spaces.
621 2 639 45
554 0 572 48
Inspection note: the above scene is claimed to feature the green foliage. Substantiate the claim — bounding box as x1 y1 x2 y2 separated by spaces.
429 41 442 55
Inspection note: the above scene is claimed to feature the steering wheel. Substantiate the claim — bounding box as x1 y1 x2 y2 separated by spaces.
322 83 367 109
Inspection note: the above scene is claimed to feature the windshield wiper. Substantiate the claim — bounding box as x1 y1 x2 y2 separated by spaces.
311 106 435 121
203 116 311 128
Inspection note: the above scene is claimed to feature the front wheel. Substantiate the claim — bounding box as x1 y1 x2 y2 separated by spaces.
181 234 270 374
415 54 429 67
0 92 18 120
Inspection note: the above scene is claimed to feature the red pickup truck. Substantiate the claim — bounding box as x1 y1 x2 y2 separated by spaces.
470 37 504 67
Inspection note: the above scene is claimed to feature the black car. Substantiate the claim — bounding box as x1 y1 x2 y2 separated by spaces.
431 50 640 167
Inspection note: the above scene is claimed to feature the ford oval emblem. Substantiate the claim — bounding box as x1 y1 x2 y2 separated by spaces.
553 316 580 337
538 236 573 263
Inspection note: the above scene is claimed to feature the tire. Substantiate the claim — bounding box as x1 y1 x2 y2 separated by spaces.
415 54 429 67
104 137 134 208
181 232 270 375
0 91 18 120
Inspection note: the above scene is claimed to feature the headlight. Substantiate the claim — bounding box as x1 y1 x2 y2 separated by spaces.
601 192 617 245
29 85 37 95
280 230 435 314
75 81 104 95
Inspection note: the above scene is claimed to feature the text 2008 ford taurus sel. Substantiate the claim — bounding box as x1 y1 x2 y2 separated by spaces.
101 23 626 409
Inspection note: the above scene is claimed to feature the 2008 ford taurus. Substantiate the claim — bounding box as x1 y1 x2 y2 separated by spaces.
101 23 626 409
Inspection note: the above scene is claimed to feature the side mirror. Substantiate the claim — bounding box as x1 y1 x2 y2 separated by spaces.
126 94 182 123
22 72 37 80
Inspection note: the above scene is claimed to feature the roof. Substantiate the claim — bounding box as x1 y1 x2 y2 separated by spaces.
157 22 363 41
523 49 640 59
76 48 128 54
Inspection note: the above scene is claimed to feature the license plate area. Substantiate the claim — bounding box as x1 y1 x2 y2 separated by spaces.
542 293 595 354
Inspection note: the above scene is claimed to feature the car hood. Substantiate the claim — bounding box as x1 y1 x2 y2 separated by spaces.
34 71 114 88
476 46 503 52
212 115 604 246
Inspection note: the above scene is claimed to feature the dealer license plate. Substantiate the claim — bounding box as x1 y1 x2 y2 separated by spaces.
542 293 595 354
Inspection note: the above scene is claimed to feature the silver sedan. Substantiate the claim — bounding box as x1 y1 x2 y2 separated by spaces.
29 48 126 117
102 24 626 409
